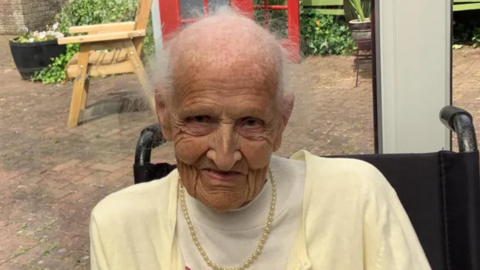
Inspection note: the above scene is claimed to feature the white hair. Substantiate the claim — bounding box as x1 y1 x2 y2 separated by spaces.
145 5 294 111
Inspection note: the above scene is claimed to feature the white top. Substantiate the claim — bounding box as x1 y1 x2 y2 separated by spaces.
177 156 306 270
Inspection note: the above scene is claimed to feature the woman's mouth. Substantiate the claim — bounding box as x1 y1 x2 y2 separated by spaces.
202 169 242 181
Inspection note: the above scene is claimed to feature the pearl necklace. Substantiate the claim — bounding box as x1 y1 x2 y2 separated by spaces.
179 167 276 270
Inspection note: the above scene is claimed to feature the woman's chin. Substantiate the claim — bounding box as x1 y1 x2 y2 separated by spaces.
198 193 244 212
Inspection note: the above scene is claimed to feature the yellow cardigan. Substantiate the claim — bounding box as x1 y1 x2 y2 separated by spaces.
90 151 432 270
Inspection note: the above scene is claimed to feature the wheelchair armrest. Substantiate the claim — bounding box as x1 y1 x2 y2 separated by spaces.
440 106 478 152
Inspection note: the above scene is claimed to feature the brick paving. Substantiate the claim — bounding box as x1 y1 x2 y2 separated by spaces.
0 33 479 269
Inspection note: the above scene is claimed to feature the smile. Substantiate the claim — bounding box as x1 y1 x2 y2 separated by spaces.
202 169 242 181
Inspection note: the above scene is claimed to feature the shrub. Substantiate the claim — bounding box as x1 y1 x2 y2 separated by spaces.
253 1 355 57
300 10 355 56
32 43 79 84
33 0 154 84
453 17 480 49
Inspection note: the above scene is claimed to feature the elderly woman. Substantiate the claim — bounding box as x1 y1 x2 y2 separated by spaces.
90 8 431 270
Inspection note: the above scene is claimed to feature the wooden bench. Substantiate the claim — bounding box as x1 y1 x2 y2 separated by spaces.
302 0 345 15
58 0 154 127
454 0 480 11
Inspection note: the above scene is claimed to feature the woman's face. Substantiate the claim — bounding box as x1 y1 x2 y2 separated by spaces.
157 56 292 212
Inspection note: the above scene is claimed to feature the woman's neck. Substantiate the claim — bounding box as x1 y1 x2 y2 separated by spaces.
183 156 298 231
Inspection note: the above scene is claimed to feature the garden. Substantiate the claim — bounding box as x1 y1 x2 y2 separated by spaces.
1 1 480 269
8 0 369 84
7 0 480 85
9 0 480 85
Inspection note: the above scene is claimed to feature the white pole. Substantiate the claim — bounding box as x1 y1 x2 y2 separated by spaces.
151 0 164 52
376 0 452 153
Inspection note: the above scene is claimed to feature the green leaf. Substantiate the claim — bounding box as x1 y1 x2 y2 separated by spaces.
452 44 463 50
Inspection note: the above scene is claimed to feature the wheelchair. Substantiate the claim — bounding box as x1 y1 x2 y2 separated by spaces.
133 105 480 270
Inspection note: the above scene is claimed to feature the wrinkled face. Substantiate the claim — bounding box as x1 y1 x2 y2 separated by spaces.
157 57 293 212
155 14 294 212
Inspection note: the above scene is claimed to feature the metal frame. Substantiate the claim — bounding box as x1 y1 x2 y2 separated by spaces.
371 0 379 153
351 30 373 87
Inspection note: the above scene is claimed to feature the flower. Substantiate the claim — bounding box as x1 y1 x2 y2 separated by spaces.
24 27 29 32
16 23 65 43
315 20 321 26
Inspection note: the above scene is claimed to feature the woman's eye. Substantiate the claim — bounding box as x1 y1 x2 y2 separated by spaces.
242 118 263 127
183 115 214 136
190 115 210 124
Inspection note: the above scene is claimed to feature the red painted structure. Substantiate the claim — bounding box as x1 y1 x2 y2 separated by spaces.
157 0 300 61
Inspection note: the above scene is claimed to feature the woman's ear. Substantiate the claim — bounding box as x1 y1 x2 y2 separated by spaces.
155 91 173 141
273 93 295 151
281 93 295 126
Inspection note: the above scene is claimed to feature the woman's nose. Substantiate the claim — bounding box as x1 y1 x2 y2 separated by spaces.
206 124 242 170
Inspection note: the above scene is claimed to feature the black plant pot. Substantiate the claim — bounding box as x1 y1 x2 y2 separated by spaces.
348 20 372 40
9 38 67 80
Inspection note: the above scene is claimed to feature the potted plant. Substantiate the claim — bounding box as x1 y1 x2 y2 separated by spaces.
344 0 372 40
9 23 67 80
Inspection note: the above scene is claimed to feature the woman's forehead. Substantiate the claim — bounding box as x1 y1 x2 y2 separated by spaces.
176 99 275 118
173 85 278 117
172 59 279 95
170 34 282 94
172 60 279 98
173 52 279 85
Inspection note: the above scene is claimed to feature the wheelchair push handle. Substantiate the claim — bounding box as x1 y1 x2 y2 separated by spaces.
134 124 166 166
440 105 478 153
